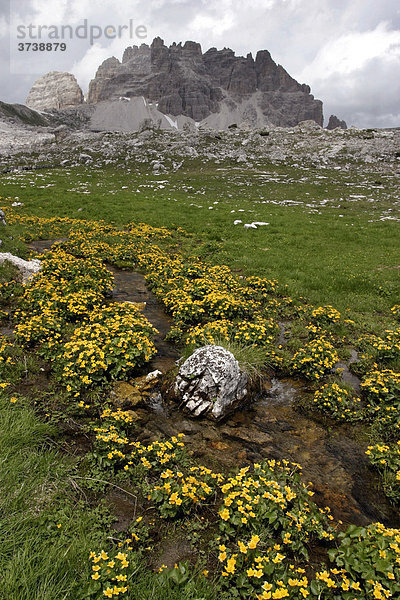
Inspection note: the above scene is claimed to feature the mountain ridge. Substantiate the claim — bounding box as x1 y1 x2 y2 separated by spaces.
86 37 323 127
25 37 328 130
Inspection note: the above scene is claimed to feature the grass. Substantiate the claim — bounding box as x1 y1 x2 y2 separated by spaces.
0 394 218 599
1 158 399 330
0 395 110 599
0 143 399 598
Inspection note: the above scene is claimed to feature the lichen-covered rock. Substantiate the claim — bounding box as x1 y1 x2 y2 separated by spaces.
26 72 84 111
174 345 248 420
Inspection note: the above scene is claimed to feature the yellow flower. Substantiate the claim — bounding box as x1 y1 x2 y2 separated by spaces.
248 535 260 549
220 508 230 521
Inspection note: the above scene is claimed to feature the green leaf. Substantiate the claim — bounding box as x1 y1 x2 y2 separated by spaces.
310 579 321 595
375 559 391 573
328 548 338 562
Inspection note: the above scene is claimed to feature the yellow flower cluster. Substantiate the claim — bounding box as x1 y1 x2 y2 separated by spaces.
61 302 157 395
14 248 114 360
0 334 14 387
150 465 224 518
359 328 400 361
100 408 135 425
0 335 14 367
292 337 339 380
93 420 185 475
136 247 283 350
243 276 280 298
361 368 400 403
314 383 362 422
88 542 133 598
321 522 400 599
218 461 334 555
219 536 311 599
186 317 278 347
366 441 400 502
311 305 341 325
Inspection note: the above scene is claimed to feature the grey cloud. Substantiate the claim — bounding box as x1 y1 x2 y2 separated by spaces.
0 0 399 127
319 54 400 127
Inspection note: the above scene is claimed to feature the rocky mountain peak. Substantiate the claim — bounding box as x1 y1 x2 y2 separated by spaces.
26 71 83 111
86 37 323 126
326 114 348 130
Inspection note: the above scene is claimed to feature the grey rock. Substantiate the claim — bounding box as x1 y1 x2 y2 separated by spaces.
0 252 41 281
87 37 322 127
79 153 93 163
174 345 248 420
53 124 69 141
326 114 348 130
0 209 6 225
26 72 84 111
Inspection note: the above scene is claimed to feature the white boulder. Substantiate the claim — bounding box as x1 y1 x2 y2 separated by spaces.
174 345 248 420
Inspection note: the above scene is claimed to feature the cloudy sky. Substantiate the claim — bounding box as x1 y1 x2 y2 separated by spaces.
1 0 399 127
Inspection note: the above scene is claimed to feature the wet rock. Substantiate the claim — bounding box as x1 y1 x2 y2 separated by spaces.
209 441 231 451
221 425 273 446
145 369 163 382
236 450 247 462
174 345 248 419
153 420 178 438
0 252 41 282
146 392 167 416
178 420 201 435
111 371 163 409
110 381 145 409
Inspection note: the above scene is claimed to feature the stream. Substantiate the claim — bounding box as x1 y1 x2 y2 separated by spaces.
30 240 400 529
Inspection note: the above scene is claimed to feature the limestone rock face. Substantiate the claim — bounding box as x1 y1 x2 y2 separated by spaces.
87 38 323 126
0 253 41 282
326 114 348 130
26 72 84 111
174 345 248 420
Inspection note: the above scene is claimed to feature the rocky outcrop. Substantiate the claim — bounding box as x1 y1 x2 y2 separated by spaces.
326 115 347 130
0 253 41 281
26 72 84 111
87 38 323 127
174 345 248 420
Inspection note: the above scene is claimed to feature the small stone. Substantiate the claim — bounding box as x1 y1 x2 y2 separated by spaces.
210 441 230 451
145 369 162 381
